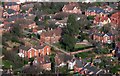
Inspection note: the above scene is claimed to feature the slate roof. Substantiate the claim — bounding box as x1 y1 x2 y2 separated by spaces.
94 33 114 37
75 59 84 68
19 44 46 51
6 14 25 22
7 9 16 14
87 7 107 14
54 12 70 19
106 33 114 36
19 45 31 51
33 44 46 50
83 63 104 74
5 2 18 6
15 18 35 26
57 53 73 63
41 28 62 37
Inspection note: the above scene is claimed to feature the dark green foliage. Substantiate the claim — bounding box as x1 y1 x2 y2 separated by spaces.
10 24 23 37
67 15 79 35
87 16 95 20
50 54 55 72
60 14 79 52
61 34 76 51
34 16 39 24
34 2 66 14
11 36 19 43
2 49 25 69
2 32 12 46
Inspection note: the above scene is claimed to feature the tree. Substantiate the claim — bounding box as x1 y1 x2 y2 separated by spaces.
100 23 111 33
10 24 23 37
34 16 39 24
50 54 55 73
60 14 79 51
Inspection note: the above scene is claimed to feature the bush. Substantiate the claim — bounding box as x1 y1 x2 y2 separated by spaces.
100 48 109 54
87 16 95 20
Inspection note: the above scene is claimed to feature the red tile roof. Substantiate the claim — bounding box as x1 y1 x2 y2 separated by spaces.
94 15 109 23
63 2 80 10
111 11 120 25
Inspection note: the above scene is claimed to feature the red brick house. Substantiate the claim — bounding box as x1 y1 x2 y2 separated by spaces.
18 45 51 58
4 2 20 11
62 2 82 14
110 11 120 28
40 28 62 43
92 33 114 44
93 14 111 25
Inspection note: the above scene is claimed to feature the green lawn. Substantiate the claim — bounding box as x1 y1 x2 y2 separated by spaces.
110 65 120 74
75 44 93 50
75 44 87 49
75 51 95 58
3 60 14 69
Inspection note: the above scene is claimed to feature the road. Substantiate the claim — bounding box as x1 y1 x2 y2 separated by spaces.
45 42 94 55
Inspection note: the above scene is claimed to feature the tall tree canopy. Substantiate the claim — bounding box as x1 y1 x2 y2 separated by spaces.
60 14 79 52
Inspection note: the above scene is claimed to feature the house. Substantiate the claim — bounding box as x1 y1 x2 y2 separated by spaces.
110 11 120 28
4 2 20 11
74 57 84 73
40 27 62 43
4 2 20 10
55 17 67 27
15 19 38 29
3 9 18 18
5 13 26 23
91 32 115 44
54 12 70 20
33 55 51 71
93 14 111 25
21 3 34 13
103 6 114 13
32 26 45 34
83 63 104 75
55 53 73 67
25 14 36 20
18 44 51 58
85 7 108 16
62 2 82 14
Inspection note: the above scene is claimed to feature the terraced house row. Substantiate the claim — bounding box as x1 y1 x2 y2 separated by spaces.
18 45 51 58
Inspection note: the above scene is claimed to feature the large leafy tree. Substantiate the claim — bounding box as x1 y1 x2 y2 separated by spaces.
10 24 23 37
60 14 79 52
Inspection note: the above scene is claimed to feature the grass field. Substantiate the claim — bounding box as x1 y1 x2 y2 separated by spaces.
3 60 13 69
75 44 87 49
